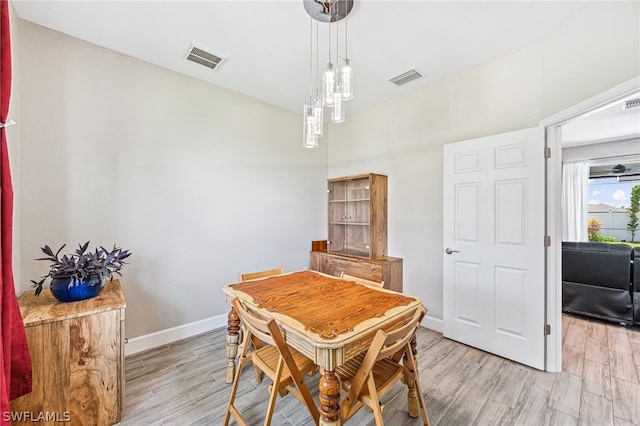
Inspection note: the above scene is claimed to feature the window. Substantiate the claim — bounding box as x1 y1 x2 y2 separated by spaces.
588 176 640 241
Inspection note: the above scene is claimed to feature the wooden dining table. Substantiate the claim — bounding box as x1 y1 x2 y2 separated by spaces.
222 269 425 425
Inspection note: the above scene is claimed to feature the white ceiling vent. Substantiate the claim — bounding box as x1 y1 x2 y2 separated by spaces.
389 69 424 86
623 98 640 109
184 43 227 71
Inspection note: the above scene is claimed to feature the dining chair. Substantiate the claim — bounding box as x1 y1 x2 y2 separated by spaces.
334 305 430 426
339 272 385 289
236 266 285 383
224 298 320 426
238 266 285 281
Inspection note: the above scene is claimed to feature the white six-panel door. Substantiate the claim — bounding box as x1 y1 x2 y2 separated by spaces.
443 127 546 370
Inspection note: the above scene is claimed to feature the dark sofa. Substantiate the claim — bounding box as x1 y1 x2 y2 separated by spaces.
634 247 640 325
562 242 635 325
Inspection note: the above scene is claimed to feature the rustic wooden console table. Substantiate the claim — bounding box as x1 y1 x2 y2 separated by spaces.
10 279 126 425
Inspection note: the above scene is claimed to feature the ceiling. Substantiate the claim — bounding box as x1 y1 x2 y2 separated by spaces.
12 0 639 142
561 91 640 147
14 0 586 114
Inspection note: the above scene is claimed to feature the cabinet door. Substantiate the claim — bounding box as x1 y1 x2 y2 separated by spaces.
69 310 121 424
328 177 372 257
310 252 334 275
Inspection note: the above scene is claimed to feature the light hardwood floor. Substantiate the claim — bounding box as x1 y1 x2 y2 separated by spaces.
117 314 640 425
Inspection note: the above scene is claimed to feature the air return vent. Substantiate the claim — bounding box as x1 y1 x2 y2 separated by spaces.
389 69 424 86
623 98 640 109
184 43 227 71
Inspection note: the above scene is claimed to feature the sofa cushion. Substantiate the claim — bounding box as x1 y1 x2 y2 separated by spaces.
562 242 632 291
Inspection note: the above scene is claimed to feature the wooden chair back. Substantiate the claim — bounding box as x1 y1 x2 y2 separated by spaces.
238 266 285 282
224 298 319 426
337 305 429 425
340 272 384 289
235 266 284 384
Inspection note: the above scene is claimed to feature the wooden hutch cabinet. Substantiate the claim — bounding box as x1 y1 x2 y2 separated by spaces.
311 173 403 292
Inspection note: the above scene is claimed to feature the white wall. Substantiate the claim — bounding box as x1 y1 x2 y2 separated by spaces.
17 20 328 339
327 1 640 324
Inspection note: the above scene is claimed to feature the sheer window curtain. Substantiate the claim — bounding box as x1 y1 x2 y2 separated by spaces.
561 160 590 242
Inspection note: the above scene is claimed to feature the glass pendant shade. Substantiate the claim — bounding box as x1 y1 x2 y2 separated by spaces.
331 85 345 123
323 62 335 107
302 1 355 147
341 59 353 101
312 96 323 136
302 104 318 148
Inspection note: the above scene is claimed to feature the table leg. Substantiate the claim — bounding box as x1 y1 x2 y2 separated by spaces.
407 333 419 417
225 307 241 384
318 368 341 425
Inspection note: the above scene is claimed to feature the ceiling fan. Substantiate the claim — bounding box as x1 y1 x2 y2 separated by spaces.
610 164 629 174
589 162 640 179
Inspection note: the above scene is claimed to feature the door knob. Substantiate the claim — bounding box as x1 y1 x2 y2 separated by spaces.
445 248 460 255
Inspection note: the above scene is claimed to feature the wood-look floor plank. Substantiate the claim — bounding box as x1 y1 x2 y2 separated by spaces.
629 339 640 367
580 390 614 426
587 320 608 342
435 355 503 425
614 416 637 426
562 345 585 377
625 327 640 344
508 380 550 425
606 325 633 355
585 336 610 364
565 323 587 349
611 377 640 424
609 351 640 384
582 358 612 399
548 372 582 418
543 409 579 426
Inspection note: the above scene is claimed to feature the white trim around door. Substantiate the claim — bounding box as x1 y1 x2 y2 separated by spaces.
540 76 640 372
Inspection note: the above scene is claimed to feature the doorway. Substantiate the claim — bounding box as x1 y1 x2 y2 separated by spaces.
542 76 640 372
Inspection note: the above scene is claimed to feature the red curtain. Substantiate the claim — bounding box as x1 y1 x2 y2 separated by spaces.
0 0 32 423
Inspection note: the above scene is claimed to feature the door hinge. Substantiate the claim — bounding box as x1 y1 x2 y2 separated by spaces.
544 324 551 335
544 235 551 247
544 146 551 159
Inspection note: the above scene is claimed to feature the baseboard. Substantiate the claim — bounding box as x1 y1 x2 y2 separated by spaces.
125 314 227 356
422 314 443 333
126 312 445 356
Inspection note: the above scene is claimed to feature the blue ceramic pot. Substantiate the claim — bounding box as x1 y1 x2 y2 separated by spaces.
50 274 107 303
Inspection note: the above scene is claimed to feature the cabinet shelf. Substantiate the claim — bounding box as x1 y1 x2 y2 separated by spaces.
312 173 402 292
326 173 387 259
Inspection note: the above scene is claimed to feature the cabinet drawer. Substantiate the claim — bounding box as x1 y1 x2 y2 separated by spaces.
329 257 383 281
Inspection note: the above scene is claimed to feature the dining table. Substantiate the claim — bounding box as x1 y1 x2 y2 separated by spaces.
222 269 425 426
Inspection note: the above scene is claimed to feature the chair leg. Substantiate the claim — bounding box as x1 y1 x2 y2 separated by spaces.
414 370 430 426
367 376 385 426
405 350 430 426
263 361 284 426
224 360 246 426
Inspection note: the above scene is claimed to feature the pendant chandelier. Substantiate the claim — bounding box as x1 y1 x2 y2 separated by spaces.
302 0 354 148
